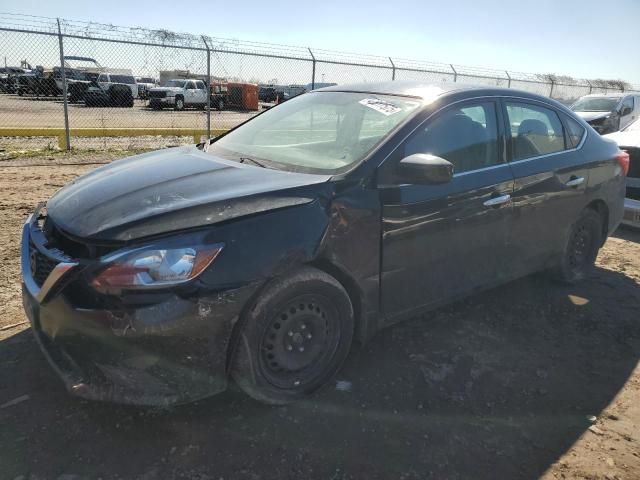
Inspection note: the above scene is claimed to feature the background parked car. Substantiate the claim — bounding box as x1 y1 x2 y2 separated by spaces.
571 93 640 134
15 66 60 97
136 76 157 100
604 119 640 228
84 73 138 108
259 86 278 102
148 79 208 110
0 66 29 93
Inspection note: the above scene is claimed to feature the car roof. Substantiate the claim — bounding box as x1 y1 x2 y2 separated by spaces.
581 93 625 98
315 80 567 106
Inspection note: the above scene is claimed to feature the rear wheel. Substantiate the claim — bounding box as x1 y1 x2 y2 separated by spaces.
174 96 185 111
231 267 354 404
217 99 225 111
554 209 603 283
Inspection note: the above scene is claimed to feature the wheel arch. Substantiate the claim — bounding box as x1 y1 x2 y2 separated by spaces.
585 198 609 246
224 260 366 374
308 258 367 342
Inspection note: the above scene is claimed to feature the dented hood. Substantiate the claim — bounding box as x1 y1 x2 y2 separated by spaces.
47 146 330 241
574 111 612 122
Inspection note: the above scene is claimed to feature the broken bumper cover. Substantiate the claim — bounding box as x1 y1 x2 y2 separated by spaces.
622 197 640 228
21 209 254 407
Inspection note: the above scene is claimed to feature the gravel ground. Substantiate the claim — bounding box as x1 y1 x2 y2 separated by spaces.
0 93 258 130
0 92 257 149
0 152 639 480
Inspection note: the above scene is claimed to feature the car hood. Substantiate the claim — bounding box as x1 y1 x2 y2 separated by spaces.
574 111 612 122
603 130 640 148
47 146 331 242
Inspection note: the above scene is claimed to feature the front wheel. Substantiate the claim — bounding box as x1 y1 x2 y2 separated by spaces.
553 209 603 283
174 96 185 111
231 267 354 404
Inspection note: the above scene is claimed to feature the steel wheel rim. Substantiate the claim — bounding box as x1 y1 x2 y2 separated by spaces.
568 223 593 271
259 294 341 390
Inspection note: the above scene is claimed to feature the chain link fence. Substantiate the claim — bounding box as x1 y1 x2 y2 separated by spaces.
1 12 639 151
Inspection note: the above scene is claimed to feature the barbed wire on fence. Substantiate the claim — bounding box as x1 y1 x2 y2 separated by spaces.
0 11 638 151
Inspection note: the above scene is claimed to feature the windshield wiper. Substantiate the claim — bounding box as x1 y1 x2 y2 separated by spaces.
239 157 266 168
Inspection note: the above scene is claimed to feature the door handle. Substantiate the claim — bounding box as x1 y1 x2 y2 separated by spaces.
483 194 511 207
565 176 585 188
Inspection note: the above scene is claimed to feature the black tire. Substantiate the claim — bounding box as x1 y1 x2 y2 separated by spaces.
174 96 185 111
231 266 354 405
217 99 224 111
553 209 603 283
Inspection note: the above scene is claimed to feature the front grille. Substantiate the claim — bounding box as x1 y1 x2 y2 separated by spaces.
30 247 58 286
148 90 167 99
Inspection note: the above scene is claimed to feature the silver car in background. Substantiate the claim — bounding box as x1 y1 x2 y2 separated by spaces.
605 120 640 227
572 93 640 134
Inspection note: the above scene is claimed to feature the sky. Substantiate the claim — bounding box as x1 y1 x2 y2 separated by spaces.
1 0 639 84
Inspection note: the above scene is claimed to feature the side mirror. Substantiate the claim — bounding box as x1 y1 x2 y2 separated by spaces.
396 154 454 185
620 106 633 116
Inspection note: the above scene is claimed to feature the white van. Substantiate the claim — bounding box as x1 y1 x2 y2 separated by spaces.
571 93 639 134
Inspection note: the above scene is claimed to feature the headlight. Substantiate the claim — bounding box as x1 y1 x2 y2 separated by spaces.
91 243 223 293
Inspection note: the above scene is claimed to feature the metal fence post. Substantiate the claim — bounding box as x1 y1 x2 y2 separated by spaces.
587 80 593 94
389 57 396 81
202 36 211 141
56 18 71 151
308 48 316 90
505 70 511 88
549 78 555 98
450 64 457 82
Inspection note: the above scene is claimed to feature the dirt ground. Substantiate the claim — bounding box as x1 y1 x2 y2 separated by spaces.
0 152 639 480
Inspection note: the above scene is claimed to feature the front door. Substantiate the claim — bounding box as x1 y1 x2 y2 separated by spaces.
619 95 636 130
379 100 515 321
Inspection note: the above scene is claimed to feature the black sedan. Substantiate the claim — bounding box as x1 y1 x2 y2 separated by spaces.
21 82 627 406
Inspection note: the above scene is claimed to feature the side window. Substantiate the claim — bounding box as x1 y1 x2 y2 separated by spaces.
97 74 107 83
621 96 634 113
404 101 500 174
564 115 586 148
186 82 195 90
506 102 565 161
195 81 205 90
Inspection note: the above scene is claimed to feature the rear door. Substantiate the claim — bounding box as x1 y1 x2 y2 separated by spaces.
502 99 590 274
185 81 197 104
379 99 516 321
194 80 207 104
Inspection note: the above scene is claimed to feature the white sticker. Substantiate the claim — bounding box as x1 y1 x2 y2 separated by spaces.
359 98 402 116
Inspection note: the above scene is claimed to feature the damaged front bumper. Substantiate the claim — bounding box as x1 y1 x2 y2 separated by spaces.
21 207 254 406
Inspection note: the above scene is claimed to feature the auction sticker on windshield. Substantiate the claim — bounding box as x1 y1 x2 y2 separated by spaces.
359 98 402 116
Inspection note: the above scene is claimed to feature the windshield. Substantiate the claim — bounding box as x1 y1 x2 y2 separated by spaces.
572 97 620 112
164 80 186 88
139 77 154 83
209 91 422 174
110 75 135 84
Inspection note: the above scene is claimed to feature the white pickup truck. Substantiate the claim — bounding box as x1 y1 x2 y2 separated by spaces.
147 79 208 110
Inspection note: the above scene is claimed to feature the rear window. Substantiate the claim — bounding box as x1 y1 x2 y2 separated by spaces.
564 116 586 148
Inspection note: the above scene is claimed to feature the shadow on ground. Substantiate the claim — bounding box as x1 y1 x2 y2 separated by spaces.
0 264 638 480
